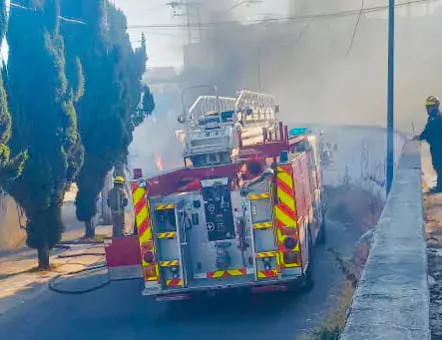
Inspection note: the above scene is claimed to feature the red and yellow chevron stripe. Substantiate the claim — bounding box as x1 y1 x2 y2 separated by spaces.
131 181 159 282
258 269 279 278
248 193 270 200
160 260 179 267
256 251 277 258
155 203 175 211
166 278 183 288
157 232 177 239
253 221 273 230
275 165 297 227
274 165 300 268
206 268 247 279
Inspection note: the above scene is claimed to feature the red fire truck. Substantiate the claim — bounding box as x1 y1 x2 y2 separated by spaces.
104 87 326 301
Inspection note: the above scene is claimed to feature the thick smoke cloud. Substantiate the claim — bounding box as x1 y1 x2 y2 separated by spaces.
129 0 442 176
182 0 442 133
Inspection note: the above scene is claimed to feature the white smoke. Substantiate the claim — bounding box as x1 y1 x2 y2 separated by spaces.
128 109 183 178
127 0 442 176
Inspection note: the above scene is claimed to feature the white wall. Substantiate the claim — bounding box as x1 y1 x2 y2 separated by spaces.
317 125 407 199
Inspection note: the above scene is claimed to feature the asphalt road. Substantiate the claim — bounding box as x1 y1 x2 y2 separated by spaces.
0 215 363 340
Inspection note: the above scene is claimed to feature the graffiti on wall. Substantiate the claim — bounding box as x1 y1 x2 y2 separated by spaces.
319 137 338 170
361 142 386 189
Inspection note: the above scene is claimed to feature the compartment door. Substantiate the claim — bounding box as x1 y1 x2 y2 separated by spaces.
104 235 143 280
201 178 235 241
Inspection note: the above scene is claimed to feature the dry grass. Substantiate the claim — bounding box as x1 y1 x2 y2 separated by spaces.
301 185 383 340
93 234 107 243
424 190 442 338
306 238 371 340
324 185 383 231
306 280 355 340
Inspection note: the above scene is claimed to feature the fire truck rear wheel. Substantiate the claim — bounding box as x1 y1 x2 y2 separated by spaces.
304 227 315 292
316 213 326 245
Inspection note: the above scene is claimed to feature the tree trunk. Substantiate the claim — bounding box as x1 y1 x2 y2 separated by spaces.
85 219 95 239
37 243 50 270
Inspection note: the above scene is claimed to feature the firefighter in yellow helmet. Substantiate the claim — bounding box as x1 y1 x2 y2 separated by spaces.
107 176 128 237
416 96 442 193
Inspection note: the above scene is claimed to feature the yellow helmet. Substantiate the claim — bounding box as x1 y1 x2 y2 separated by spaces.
114 176 125 185
426 95 440 107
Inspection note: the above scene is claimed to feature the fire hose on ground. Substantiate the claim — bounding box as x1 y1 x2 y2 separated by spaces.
48 263 110 295
48 242 111 295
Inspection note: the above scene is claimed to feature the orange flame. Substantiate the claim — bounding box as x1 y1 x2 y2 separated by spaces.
155 155 163 172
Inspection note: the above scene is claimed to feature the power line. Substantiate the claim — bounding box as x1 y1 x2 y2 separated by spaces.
9 2 34 11
59 16 86 25
8 1 87 25
126 0 441 29
345 0 365 57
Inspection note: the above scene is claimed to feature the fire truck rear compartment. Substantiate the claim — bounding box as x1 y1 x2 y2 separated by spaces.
148 173 307 295
150 179 278 290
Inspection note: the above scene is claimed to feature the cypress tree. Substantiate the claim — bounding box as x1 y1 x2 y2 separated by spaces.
7 0 83 269
62 0 153 237
0 0 26 187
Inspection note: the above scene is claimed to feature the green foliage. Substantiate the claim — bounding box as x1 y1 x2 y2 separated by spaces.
6 0 83 254
0 0 27 187
131 85 155 128
0 0 7 39
62 0 152 227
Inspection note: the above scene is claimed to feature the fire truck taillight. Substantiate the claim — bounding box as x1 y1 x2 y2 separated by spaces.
283 251 300 264
145 264 157 278
281 226 297 236
143 251 156 264
283 236 297 250
141 241 154 250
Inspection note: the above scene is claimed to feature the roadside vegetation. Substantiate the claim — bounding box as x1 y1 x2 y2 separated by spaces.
0 0 155 269
303 185 383 339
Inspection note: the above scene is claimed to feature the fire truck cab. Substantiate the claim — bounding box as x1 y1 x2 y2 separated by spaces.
104 88 326 301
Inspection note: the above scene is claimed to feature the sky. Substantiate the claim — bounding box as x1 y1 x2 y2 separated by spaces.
2 0 440 67
114 0 442 69
114 0 292 68
114 0 187 67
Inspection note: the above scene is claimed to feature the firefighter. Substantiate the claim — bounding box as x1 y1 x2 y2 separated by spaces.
107 176 128 237
416 96 442 192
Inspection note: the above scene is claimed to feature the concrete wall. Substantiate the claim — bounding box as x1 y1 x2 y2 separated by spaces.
310 126 429 337
341 140 430 339
0 192 26 251
318 125 406 199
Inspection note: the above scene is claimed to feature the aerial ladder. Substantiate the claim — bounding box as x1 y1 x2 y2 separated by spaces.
176 88 279 168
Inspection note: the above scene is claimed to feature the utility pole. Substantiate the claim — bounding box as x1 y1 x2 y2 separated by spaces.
386 0 395 196
167 1 204 44
167 1 192 44
185 6 192 44
196 6 203 42
257 43 262 92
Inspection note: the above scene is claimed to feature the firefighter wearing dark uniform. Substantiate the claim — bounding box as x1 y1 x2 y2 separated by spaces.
417 96 442 193
107 176 128 237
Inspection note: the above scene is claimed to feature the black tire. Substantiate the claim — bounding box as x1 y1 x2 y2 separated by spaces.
316 212 326 245
302 227 315 292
